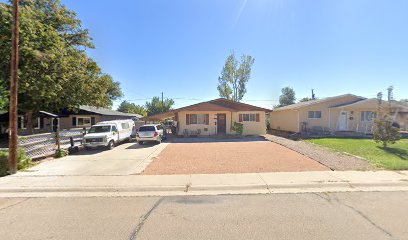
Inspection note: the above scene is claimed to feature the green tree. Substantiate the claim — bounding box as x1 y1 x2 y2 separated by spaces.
0 0 122 134
145 96 174 116
400 99 408 104
373 86 401 148
0 85 7 111
277 87 296 107
217 52 255 102
117 100 147 116
299 97 313 102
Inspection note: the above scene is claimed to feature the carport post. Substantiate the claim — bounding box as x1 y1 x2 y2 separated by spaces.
55 126 61 152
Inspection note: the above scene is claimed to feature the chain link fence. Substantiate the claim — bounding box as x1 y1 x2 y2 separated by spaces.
18 129 85 159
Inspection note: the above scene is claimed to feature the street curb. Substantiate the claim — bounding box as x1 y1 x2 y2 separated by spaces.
1 181 408 197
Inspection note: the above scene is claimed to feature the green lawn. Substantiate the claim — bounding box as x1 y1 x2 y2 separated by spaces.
305 138 408 170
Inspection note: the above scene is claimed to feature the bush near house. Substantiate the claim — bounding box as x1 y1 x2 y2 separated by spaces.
0 149 32 177
232 122 244 135
306 138 408 170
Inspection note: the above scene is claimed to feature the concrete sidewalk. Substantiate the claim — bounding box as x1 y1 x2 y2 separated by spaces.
0 171 407 197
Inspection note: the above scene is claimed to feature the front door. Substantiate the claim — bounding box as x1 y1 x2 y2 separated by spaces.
338 111 348 131
217 114 226 134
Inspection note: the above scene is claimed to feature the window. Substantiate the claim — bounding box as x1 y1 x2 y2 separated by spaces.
139 126 155 131
121 123 130 129
77 117 92 126
188 114 207 124
243 114 256 122
18 116 41 129
308 111 322 119
88 125 111 133
111 125 118 132
361 111 376 122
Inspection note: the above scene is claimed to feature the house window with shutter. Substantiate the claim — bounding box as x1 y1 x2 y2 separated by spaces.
241 114 256 122
186 114 209 125
76 117 92 127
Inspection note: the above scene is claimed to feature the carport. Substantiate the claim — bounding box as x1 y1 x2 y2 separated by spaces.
143 110 178 136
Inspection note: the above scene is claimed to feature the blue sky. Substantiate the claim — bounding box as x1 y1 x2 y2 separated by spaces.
9 0 408 108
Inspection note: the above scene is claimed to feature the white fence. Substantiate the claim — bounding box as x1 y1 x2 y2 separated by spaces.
18 129 84 159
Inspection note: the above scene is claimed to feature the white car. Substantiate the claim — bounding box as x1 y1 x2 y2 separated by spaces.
136 124 165 145
83 120 135 150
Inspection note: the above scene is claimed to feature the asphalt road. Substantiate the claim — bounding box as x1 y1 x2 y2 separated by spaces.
0 192 407 240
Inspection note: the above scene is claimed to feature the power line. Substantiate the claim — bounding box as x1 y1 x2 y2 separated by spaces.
123 94 385 104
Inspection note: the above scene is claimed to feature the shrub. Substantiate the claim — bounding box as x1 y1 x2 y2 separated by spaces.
232 122 244 135
0 151 8 177
373 90 401 148
266 120 271 130
17 149 32 170
0 149 32 176
55 148 68 158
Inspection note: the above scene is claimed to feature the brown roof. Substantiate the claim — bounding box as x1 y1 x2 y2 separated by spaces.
332 98 408 110
143 98 272 121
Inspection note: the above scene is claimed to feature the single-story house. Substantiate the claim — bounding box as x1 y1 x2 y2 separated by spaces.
271 94 408 134
0 106 142 135
58 106 142 130
143 98 272 136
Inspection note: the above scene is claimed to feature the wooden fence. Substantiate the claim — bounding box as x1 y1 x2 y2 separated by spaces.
18 129 84 159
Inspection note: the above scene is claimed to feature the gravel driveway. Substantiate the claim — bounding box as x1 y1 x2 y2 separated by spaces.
142 140 329 175
264 134 377 171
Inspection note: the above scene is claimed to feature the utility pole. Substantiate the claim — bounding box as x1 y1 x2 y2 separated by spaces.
161 92 164 105
9 0 19 174
311 89 316 100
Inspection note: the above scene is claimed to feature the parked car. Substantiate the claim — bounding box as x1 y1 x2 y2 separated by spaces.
136 124 166 145
83 119 135 150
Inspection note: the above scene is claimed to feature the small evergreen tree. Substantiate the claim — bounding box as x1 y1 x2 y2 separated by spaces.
373 87 401 148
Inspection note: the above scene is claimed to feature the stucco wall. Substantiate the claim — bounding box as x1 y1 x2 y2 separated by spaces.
396 113 408 130
270 110 299 132
232 111 267 135
271 95 363 132
178 111 266 136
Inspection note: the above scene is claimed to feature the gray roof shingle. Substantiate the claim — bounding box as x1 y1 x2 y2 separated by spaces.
80 106 142 118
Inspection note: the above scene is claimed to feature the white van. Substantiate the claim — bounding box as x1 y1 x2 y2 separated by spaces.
83 119 135 150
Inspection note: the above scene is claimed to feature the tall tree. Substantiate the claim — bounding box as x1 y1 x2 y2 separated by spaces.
217 52 254 102
145 96 174 116
117 100 147 116
0 0 122 133
278 87 296 107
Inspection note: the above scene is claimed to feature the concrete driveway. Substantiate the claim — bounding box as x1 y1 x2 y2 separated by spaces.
17 142 168 176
